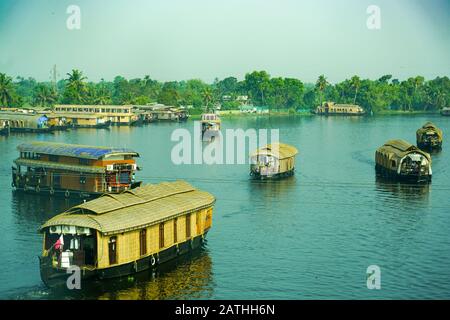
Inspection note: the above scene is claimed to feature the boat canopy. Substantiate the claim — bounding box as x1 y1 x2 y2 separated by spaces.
40 181 216 235
251 143 298 160
416 122 443 140
377 139 431 161
17 141 139 160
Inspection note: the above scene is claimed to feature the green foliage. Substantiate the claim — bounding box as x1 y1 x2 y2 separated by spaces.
1 69 448 114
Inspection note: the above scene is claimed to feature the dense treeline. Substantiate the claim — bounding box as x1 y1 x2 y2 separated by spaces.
0 70 448 113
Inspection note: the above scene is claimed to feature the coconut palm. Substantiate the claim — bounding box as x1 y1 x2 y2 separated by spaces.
33 84 58 108
315 75 328 105
202 87 213 112
64 69 88 103
0 73 15 106
350 75 361 104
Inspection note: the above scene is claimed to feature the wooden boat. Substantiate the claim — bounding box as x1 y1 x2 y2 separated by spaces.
375 139 432 182
38 180 215 287
0 112 54 133
48 114 111 129
200 113 221 141
250 143 298 179
416 122 443 150
441 107 450 116
12 141 141 198
313 102 365 116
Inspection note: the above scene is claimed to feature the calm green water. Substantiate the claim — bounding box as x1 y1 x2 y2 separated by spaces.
0 115 449 299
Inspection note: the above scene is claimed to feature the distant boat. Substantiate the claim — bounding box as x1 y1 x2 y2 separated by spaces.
250 143 298 179
416 122 443 151
313 102 366 116
0 111 53 133
0 120 10 136
200 113 221 141
441 107 450 116
375 139 432 183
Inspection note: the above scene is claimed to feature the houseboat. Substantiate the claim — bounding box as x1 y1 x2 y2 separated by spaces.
0 112 53 133
12 141 141 198
200 113 221 141
38 180 216 287
49 114 111 129
250 143 298 179
375 139 432 182
0 119 10 135
441 107 450 116
416 122 443 151
313 102 366 116
53 105 140 126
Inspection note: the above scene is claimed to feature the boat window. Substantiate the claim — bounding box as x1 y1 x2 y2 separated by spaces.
79 175 86 185
140 229 147 256
159 223 165 248
391 160 396 168
174 218 178 243
108 236 117 265
79 158 90 166
49 155 59 162
186 214 191 239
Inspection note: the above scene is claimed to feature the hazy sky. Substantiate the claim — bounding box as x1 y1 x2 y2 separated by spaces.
0 0 448 83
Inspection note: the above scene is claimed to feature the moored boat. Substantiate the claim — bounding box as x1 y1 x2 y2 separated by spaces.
200 113 221 141
375 139 432 183
441 107 450 116
0 120 10 135
12 141 141 198
250 143 298 179
38 180 216 287
313 102 365 116
416 122 443 151
0 112 53 133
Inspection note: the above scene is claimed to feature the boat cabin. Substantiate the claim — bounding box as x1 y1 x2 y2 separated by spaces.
53 105 140 126
416 122 443 150
39 181 216 287
250 143 298 179
0 112 52 133
441 107 450 116
12 141 141 198
375 139 432 182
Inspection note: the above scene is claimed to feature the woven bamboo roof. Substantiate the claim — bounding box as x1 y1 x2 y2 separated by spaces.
14 159 105 173
377 139 431 160
17 141 139 160
251 143 298 160
416 122 443 140
40 181 216 235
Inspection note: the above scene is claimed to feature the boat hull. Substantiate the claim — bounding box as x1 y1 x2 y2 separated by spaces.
250 168 295 180
39 234 206 288
375 164 431 183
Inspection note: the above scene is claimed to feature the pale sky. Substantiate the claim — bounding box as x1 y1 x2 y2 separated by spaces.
0 0 449 83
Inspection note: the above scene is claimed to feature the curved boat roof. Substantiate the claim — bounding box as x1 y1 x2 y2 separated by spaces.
251 143 298 159
416 122 443 139
17 141 139 160
40 181 216 235
377 139 431 160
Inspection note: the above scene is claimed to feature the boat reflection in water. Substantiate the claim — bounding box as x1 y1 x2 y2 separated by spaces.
46 249 214 300
375 176 430 202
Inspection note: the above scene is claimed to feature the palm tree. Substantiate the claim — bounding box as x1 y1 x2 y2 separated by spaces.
0 73 15 106
350 75 361 104
202 87 213 112
315 75 328 106
64 69 87 104
33 84 57 108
